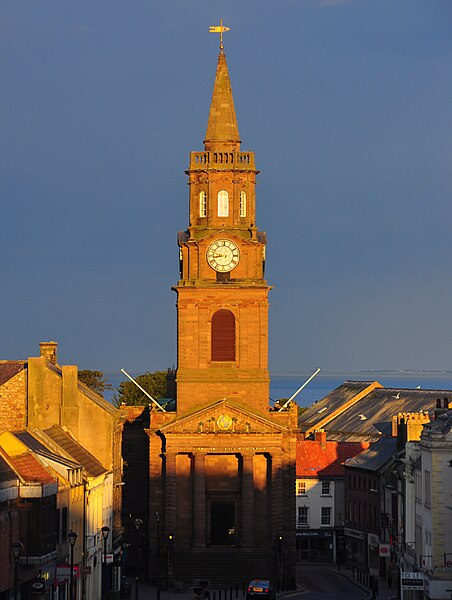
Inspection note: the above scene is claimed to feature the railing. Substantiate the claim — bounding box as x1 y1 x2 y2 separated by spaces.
189 152 255 170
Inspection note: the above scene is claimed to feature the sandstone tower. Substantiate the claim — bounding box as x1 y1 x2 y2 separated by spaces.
148 38 298 587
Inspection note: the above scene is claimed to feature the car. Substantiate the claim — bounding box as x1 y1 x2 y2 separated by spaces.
246 580 275 600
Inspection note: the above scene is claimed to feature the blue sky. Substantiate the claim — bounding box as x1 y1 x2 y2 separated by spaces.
1 0 451 374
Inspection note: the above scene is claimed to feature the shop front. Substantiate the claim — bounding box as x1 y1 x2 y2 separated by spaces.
296 530 334 562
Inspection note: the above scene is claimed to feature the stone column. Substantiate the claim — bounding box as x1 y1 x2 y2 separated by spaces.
270 451 283 539
241 451 254 547
165 452 177 538
193 452 206 548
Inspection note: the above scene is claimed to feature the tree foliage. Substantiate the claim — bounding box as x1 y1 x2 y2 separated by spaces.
78 370 113 395
115 371 167 406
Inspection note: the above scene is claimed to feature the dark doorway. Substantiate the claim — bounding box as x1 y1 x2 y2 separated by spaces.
211 502 235 545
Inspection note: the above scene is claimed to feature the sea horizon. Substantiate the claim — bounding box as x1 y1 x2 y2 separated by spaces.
101 369 452 407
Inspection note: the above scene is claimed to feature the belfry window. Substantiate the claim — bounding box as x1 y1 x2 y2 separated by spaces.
217 190 229 217
240 191 247 217
211 309 235 361
199 191 207 217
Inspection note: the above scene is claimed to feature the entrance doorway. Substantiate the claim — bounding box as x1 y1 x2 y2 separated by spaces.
210 502 235 545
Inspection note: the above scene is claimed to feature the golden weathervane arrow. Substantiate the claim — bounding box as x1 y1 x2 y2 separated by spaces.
209 18 230 51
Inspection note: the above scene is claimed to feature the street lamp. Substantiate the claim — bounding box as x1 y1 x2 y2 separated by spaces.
134 519 143 600
155 512 161 600
101 526 110 600
12 541 23 600
68 531 78 600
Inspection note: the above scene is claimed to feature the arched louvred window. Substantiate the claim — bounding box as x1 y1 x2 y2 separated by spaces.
217 190 229 217
240 191 247 217
199 191 207 217
211 309 235 361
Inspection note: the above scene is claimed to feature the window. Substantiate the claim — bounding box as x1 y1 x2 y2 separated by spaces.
211 310 235 361
62 506 68 541
321 507 332 526
199 191 207 217
424 470 431 507
240 191 247 217
321 481 330 495
297 507 309 527
297 481 306 495
218 190 229 217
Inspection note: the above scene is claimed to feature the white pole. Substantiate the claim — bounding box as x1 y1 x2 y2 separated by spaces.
120 368 166 412
277 368 321 411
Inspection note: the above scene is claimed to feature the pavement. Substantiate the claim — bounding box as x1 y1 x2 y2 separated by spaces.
331 564 397 600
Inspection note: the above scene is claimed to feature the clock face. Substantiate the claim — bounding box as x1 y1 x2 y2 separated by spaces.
206 239 240 272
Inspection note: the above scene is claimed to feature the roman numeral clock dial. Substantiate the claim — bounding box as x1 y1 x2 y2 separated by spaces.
206 239 240 272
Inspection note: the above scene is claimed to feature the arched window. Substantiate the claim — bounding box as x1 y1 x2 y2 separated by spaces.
217 190 229 217
240 191 247 217
199 191 207 217
211 309 235 361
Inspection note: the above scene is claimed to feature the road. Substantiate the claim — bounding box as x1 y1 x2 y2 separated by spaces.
294 564 363 600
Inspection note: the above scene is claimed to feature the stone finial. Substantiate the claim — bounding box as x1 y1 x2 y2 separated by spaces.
39 341 58 365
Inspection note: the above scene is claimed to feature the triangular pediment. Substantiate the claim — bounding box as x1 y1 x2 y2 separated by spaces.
159 399 287 435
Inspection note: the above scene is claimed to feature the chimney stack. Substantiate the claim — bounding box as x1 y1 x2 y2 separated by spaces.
314 429 327 444
444 398 449 409
39 341 58 365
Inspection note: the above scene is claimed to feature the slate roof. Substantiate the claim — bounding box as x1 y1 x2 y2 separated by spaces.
15 431 80 468
42 425 106 477
0 361 26 386
0 453 18 486
344 436 398 472
296 439 371 478
299 382 451 441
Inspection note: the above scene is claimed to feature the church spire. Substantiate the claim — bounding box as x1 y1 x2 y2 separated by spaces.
204 50 241 152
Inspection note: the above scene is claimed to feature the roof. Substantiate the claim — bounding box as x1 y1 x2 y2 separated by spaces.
0 361 26 386
204 50 240 149
42 425 106 477
300 382 451 441
344 436 398 472
7 452 57 485
14 431 80 468
297 439 370 477
0 453 18 486
422 410 452 437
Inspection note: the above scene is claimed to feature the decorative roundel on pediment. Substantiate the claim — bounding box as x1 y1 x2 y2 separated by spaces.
217 414 233 431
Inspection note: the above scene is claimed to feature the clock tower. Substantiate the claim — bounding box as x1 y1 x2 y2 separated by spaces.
148 37 297 588
175 46 270 413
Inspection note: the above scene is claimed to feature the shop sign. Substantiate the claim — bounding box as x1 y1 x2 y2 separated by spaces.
344 527 364 540
401 572 424 590
56 565 80 581
296 530 333 538
379 543 390 557
368 533 379 549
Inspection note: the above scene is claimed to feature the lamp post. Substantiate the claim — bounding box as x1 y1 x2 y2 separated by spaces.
12 541 23 600
101 526 110 600
68 531 78 600
155 512 161 600
134 519 143 600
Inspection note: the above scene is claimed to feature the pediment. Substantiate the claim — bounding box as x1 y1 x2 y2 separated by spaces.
159 399 286 435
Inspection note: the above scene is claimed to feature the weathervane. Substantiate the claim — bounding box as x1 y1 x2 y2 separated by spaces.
209 18 230 51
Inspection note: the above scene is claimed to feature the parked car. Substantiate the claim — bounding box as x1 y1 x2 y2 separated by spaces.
246 580 275 600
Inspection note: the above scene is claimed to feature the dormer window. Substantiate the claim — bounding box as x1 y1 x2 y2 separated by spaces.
240 191 247 217
218 190 229 217
199 191 207 217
